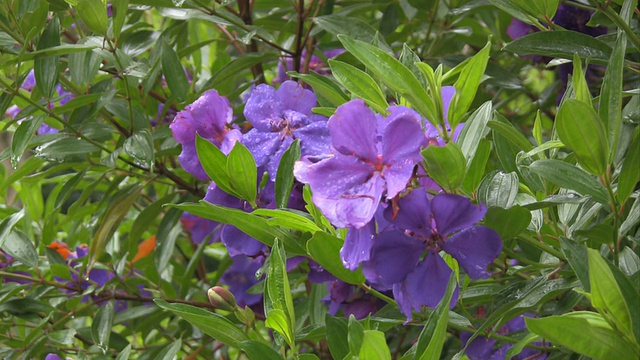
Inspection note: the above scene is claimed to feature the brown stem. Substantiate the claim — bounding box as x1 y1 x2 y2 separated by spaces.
238 0 265 84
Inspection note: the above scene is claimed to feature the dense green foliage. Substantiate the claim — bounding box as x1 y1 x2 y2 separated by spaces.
0 0 639 359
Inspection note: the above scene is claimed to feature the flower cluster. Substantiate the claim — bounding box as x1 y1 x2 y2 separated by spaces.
4 70 73 135
171 77 502 321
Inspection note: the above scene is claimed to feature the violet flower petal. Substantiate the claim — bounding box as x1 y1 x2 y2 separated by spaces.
393 252 458 320
362 230 422 287
328 99 378 162
440 225 502 279
384 187 431 238
431 194 486 236
243 84 282 132
277 80 316 115
340 220 376 270
243 130 282 169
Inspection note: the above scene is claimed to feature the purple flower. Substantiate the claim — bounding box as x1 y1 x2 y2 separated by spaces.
324 279 385 319
170 90 242 180
242 80 331 180
461 313 548 360
220 255 265 308
203 182 267 257
294 100 426 229
362 188 502 320
180 212 219 244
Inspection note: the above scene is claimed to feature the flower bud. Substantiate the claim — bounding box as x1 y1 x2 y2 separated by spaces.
207 286 237 311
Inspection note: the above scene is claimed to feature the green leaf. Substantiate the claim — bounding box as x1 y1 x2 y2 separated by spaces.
35 16 61 99
153 339 181 360
559 237 590 291
456 102 493 167
54 169 88 210
329 60 389 114
359 330 392 360
161 40 189 102
124 129 155 168
338 35 437 123
484 206 532 240
239 340 283 360
348 315 365 356
503 30 613 64
556 99 608 175
203 53 278 89
265 309 294 347
528 159 609 204
325 315 349 360
92 301 115 351
89 185 141 270
266 239 296 348
449 38 491 127
11 115 45 169
415 274 457 360
129 193 176 245
174 202 305 254
0 210 24 248
115 344 131 360
462 139 491 193
2 230 38 267
154 208 182 272
194 134 237 197
617 129 640 203
252 209 321 233
487 119 534 152
226 142 257 206
525 312 638 360
77 0 108 35
422 142 466 192
111 0 129 39
154 299 249 346
307 232 366 285
571 54 591 104
588 249 633 336
599 0 632 160
314 14 379 43
288 71 348 108
35 137 100 162
478 171 519 208
275 139 300 208
620 195 640 238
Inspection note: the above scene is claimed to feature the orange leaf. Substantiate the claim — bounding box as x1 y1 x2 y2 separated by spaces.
132 235 156 263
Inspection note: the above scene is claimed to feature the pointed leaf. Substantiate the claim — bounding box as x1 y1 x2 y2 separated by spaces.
154 300 249 346
556 99 608 175
329 60 389 114
529 159 609 204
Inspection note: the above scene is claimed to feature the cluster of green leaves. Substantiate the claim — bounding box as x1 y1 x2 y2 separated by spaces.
0 0 639 359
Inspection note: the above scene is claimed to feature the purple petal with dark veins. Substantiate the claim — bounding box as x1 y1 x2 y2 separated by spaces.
294 154 373 199
328 99 378 162
431 194 486 236
393 252 457 320
277 80 317 116
362 229 422 287
311 173 385 228
221 225 265 257
340 221 376 271
243 84 282 131
242 130 282 169
384 187 431 238
440 225 502 279
266 136 294 181
293 121 332 158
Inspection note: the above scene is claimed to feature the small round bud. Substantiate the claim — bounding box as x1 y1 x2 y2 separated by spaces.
207 286 237 311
